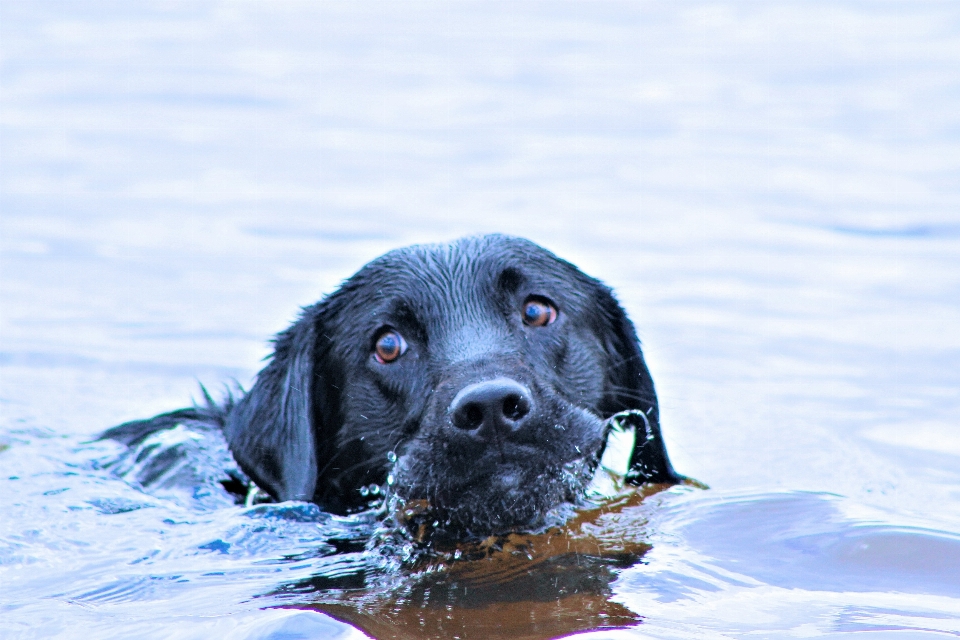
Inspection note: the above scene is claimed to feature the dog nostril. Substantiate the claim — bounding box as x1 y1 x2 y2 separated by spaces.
502 394 528 420
459 403 484 430
503 395 519 419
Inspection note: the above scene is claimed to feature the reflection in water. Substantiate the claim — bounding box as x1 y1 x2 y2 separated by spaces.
5 433 960 638
286 487 671 640
317 566 639 640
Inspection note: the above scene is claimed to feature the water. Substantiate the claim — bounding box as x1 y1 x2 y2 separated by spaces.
2 2 959 638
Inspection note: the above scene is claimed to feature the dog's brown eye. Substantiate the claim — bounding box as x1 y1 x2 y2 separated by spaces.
374 330 407 364
522 297 557 327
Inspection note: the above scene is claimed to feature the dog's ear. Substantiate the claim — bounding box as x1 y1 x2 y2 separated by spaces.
595 286 682 485
224 305 324 502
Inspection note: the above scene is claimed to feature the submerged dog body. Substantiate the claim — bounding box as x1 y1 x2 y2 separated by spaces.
105 235 679 535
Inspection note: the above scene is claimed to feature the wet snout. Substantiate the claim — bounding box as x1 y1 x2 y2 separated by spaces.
449 378 533 443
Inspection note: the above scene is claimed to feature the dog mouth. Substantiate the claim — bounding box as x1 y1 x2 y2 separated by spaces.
389 407 615 536
391 463 597 539
385 409 658 540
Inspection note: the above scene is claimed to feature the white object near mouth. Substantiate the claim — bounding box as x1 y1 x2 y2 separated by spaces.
585 411 640 500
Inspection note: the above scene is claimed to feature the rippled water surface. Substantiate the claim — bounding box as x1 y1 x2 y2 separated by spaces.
2 2 959 638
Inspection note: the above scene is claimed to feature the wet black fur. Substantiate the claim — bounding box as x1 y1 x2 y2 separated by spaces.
103 235 680 535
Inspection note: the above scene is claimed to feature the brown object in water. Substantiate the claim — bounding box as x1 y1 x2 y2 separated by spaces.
305 483 674 640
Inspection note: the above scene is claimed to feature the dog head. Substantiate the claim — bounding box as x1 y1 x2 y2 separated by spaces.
225 235 678 535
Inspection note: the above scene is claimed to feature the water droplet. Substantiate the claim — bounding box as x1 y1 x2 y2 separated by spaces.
386 473 395 485
359 486 369 497
387 451 397 463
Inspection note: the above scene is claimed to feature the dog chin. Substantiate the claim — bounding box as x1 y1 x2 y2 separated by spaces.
392 445 602 537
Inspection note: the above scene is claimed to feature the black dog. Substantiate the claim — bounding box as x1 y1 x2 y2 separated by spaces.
104 235 680 535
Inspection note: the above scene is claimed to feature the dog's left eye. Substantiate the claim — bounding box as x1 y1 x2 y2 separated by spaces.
522 297 558 327
374 329 407 364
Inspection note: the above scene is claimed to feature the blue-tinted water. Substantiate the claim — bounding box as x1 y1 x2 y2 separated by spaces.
2 2 959 638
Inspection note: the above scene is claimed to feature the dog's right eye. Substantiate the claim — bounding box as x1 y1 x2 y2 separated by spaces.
522 296 558 327
373 329 407 364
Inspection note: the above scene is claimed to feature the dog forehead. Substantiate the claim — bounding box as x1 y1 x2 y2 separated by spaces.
352 237 553 303
325 235 598 348
366 245 510 329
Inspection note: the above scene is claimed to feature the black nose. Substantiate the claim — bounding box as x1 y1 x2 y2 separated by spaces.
450 378 533 441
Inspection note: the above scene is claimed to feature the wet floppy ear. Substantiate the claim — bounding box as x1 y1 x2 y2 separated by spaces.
595 286 681 484
225 304 324 502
